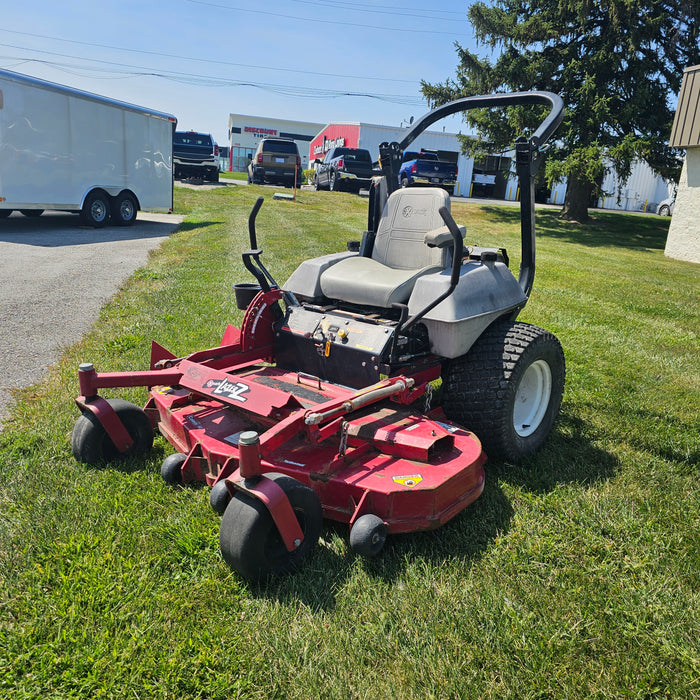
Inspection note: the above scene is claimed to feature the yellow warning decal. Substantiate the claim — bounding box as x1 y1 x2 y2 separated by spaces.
392 474 423 487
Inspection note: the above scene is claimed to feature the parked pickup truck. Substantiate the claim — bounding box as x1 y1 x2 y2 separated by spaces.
173 131 219 182
398 151 457 195
314 147 374 193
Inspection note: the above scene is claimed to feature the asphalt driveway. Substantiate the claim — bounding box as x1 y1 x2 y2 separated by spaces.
0 211 183 427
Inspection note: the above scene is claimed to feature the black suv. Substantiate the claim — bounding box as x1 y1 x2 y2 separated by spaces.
248 138 303 186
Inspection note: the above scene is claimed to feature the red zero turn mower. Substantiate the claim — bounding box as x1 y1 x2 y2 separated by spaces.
72 92 566 580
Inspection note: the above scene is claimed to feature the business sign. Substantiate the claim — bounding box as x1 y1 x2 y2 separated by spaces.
309 124 360 162
244 126 278 137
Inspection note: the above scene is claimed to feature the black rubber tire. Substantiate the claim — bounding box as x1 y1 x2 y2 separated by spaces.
111 192 137 226
658 204 670 216
400 176 409 188
313 174 321 191
71 399 153 465
20 209 44 217
219 473 322 581
442 320 565 462
161 452 187 485
81 190 111 228
0 209 12 219
329 171 340 191
209 479 231 514
349 514 387 557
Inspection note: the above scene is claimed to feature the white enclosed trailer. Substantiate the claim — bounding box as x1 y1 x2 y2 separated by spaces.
0 68 176 226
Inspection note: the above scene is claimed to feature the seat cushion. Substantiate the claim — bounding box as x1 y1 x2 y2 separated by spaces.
320 256 441 307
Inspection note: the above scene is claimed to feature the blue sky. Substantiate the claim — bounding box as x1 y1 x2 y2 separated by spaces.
0 0 485 145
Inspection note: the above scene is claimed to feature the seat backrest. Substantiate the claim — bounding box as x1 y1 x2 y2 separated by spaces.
372 188 451 270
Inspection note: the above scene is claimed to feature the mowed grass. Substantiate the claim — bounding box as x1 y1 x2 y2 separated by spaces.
1 184 698 699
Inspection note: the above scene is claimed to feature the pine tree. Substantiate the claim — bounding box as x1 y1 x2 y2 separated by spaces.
422 0 700 221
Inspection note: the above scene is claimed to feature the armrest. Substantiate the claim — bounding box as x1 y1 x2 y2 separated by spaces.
424 224 466 248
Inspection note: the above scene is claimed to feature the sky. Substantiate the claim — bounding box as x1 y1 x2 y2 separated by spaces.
0 0 485 146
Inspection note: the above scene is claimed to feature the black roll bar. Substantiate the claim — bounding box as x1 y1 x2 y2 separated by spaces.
378 91 564 297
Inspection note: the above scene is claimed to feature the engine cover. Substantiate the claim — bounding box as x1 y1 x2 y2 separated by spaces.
274 305 395 388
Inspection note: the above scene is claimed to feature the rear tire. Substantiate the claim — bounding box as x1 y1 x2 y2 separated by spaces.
20 209 43 217
219 473 322 580
442 320 565 462
111 192 137 226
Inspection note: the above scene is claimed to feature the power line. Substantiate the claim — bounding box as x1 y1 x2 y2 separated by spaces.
185 0 463 35
287 0 465 20
0 28 419 85
0 53 428 106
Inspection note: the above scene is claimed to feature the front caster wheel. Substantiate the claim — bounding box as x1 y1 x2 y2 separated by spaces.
161 452 187 485
209 480 231 514
350 514 387 557
71 399 153 465
219 473 322 581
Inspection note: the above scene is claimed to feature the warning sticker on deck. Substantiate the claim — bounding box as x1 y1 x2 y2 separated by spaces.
392 474 423 487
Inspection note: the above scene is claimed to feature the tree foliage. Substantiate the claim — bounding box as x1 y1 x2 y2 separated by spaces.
422 0 700 221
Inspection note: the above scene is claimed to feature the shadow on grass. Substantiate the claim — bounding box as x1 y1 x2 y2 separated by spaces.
480 205 669 250
249 411 618 609
491 412 619 494
175 220 224 233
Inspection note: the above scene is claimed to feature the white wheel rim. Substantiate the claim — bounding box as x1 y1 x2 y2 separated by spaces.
513 359 552 437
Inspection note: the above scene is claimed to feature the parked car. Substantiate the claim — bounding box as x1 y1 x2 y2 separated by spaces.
656 196 675 216
248 138 303 186
173 131 219 182
398 151 458 195
314 147 374 192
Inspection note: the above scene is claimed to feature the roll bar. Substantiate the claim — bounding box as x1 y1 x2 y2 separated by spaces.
377 91 564 297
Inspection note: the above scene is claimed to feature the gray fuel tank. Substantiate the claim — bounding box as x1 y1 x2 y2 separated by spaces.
407 259 527 359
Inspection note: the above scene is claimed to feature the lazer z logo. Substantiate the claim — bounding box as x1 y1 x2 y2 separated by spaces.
204 378 250 402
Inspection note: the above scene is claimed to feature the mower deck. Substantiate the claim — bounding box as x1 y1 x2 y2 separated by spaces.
149 359 485 534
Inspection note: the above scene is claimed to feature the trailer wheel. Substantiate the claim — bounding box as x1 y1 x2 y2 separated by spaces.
442 320 565 462
160 452 187 485
112 192 137 226
219 473 322 580
81 190 111 228
350 514 387 557
71 399 153 464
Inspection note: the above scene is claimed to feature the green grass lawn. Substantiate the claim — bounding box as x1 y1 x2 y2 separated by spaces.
1 186 698 698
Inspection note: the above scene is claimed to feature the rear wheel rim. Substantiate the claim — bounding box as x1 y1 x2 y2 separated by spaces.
120 198 134 221
513 359 552 437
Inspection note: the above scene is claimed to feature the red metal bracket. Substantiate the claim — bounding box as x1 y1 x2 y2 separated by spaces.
75 395 134 453
229 474 305 553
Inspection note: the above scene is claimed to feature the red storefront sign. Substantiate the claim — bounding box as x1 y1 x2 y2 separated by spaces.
309 124 360 162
